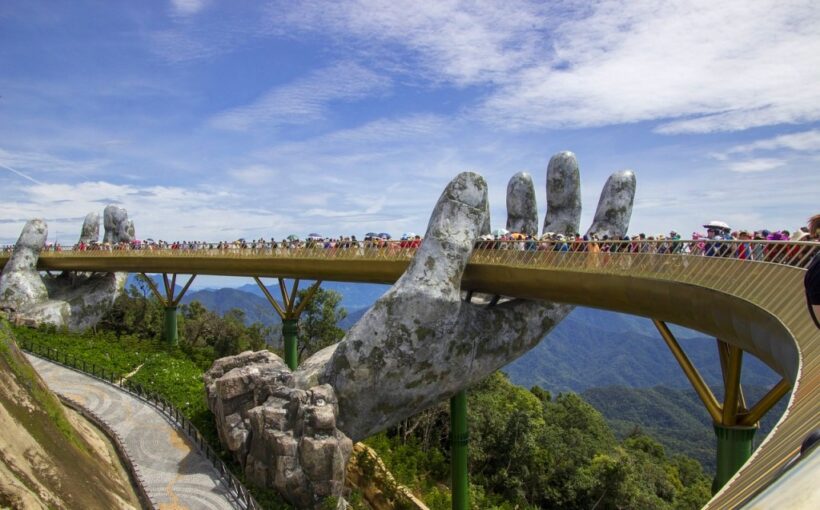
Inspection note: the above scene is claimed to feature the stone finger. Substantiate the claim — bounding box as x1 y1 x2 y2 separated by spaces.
506 172 538 236
103 205 134 244
395 171 488 301
542 151 581 236
585 170 636 239
0 219 49 308
79 212 100 244
481 199 491 237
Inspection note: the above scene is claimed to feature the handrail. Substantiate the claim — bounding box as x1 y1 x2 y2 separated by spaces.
1 239 816 266
18 340 261 510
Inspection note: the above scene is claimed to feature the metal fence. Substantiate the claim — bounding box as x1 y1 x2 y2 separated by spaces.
15 238 818 269
19 340 261 510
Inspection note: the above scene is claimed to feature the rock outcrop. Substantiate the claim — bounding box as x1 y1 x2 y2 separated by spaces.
205 351 352 509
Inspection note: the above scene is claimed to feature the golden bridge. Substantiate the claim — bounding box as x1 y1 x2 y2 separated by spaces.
2 239 818 509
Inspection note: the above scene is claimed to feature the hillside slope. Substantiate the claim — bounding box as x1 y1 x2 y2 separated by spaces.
504 307 779 391
182 287 281 327
0 322 139 509
581 384 789 474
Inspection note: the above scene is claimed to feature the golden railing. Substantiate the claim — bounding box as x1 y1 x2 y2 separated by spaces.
1 238 818 509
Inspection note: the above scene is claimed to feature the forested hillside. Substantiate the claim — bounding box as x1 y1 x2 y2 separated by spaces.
582 385 789 474
503 308 779 392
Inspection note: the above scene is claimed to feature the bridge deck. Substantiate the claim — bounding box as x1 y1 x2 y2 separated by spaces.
2 245 818 509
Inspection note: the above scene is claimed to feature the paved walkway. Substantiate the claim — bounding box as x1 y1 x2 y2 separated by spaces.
26 354 242 510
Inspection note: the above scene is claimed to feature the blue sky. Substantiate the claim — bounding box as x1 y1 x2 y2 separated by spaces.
2 0 819 253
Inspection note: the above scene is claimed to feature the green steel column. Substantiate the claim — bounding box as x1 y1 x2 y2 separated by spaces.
164 306 178 346
712 424 757 494
282 318 299 371
451 390 469 510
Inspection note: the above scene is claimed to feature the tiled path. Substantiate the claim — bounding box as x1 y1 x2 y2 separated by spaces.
26 354 242 510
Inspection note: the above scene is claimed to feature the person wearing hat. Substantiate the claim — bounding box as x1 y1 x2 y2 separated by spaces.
703 220 732 257
669 231 683 254
809 214 820 241
554 234 569 252
736 230 752 260
804 214 820 328
787 229 812 266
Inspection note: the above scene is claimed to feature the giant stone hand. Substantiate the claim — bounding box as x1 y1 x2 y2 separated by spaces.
311 151 635 440
205 151 635 508
0 206 133 330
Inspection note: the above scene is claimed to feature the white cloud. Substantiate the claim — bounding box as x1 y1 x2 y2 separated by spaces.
728 158 786 173
269 0 553 86
0 163 43 185
0 147 109 178
0 180 286 244
152 1 820 133
227 165 280 186
313 113 449 145
171 0 208 16
261 1 820 133
477 0 820 132
626 163 819 237
209 62 390 130
724 129 820 155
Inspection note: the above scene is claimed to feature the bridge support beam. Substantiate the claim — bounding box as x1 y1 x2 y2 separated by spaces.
713 425 756 495
653 320 722 422
164 306 178 346
282 318 299 371
141 273 196 346
653 320 793 494
450 390 469 510
255 277 322 371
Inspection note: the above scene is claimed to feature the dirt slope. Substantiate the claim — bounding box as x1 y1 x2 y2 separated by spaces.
0 321 140 509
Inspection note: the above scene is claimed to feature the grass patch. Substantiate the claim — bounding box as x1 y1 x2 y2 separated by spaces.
0 322 86 451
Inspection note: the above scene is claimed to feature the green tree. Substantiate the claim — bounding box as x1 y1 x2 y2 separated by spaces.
98 276 163 339
296 287 347 359
178 304 270 363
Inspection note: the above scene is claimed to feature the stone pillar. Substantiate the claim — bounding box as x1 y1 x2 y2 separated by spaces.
283 318 299 370
712 424 756 494
451 390 469 510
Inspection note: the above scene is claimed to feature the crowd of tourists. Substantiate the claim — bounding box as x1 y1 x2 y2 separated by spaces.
2 218 818 267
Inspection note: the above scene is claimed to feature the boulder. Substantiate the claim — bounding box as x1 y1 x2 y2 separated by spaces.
205 351 352 509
